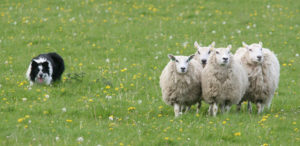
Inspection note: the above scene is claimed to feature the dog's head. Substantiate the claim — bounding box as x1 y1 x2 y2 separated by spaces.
27 57 52 84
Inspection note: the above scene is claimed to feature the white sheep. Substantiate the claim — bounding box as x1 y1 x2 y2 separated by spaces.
235 42 280 114
160 54 202 117
202 45 249 116
194 41 215 68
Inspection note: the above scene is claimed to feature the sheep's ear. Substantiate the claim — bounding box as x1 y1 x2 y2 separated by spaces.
242 42 248 48
168 54 176 61
187 55 195 62
194 41 200 49
210 41 215 48
227 45 232 50
259 41 263 46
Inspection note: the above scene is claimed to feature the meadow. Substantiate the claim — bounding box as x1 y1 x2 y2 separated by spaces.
0 0 299 145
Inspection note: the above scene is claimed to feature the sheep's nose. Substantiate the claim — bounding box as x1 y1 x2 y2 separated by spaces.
223 57 228 61
181 67 186 72
201 59 207 64
257 56 262 60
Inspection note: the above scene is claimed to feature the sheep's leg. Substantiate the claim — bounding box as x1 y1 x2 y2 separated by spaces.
236 101 242 111
174 103 180 117
225 105 231 113
256 102 265 114
180 105 185 113
208 104 212 115
247 101 252 113
209 103 218 116
185 106 190 113
196 101 201 113
220 103 225 113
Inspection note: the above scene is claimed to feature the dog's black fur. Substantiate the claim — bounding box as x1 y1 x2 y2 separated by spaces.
27 52 65 85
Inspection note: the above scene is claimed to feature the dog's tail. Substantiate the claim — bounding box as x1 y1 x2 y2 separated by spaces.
48 52 65 81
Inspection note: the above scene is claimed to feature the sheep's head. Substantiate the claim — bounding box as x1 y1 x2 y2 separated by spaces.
243 42 264 64
168 54 195 74
213 45 232 66
194 41 215 67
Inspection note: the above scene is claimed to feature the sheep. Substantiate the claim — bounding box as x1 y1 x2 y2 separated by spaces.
201 45 249 116
160 54 203 117
235 42 280 114
194 41 215 68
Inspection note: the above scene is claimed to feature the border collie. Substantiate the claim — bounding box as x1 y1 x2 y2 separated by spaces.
26 52 65 86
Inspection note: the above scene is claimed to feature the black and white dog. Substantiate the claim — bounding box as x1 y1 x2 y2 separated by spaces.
26 52 65 86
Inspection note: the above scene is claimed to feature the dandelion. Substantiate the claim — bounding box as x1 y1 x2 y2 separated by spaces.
79 63 83 67
44 94 49 98
164 137 169 140
293 121 296 125
128 107 136 112
109 115 114 120
296 54 299 57
262 144 268 146
222 121 227 124
105 85 111 89
66 119 72 123
138 100 142 104
62 107 67 112
121 68 127 72
282 63 287 66
234 132 241 136
119 143 124 146
77 137 84 142
18 118 25 123
105 58 110 63
22 98 27 102
56 136 59 141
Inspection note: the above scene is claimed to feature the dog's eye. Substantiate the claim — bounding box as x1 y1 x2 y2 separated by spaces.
216 51 219 54
208 51 211 54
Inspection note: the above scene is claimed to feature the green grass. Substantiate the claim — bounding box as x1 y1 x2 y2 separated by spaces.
0 0 299 145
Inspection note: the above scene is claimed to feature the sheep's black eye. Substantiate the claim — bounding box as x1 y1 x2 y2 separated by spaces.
175 60 179 62
208 51 211 54
198 51 200 54
216 51 219 54
249 49 252 52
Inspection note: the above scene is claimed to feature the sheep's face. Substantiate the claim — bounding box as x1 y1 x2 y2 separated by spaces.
194 41 215 67
243 42 263 63
214 45 232 66
168 54 195 74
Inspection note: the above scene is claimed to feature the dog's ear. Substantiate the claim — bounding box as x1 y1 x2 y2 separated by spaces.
31 60 38 67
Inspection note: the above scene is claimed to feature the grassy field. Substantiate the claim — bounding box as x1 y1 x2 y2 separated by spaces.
0 0 299 145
